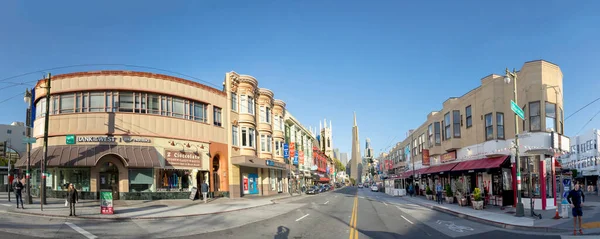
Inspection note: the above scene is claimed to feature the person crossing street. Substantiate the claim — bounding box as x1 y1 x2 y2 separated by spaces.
567 183 586 235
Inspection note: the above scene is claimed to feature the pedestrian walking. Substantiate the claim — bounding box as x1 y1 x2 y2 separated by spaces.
408 184 414 197
567 183 586 235
201 181 209 203
13 176 24 209
67 183 79 216
436 182 443 204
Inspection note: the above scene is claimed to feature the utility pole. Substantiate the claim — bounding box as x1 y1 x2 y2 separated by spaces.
24 89 33 204
41 73 51 209
505 68 524 217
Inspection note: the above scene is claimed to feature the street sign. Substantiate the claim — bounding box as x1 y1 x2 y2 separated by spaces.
283 143 289 159
22 137 37 144
511 100 525 120
66 134 76 145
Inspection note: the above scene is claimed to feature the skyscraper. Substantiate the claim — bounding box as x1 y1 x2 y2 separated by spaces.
340 152 348 166
350 112 360 181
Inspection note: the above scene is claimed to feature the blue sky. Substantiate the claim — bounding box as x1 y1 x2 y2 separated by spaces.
1 0 599 157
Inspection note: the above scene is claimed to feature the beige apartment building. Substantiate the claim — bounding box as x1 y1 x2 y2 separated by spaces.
16 71 229 200
224 72 289 198
388 60 570 210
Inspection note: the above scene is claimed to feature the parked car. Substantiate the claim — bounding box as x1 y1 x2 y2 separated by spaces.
306 186 320 195
324 184 331 191
371 185 378 192
358 184 363 188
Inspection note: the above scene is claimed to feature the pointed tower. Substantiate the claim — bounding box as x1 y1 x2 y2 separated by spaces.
351 112 361 182
320 118 333 159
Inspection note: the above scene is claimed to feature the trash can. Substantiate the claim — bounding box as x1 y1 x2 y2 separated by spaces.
561 198 569 219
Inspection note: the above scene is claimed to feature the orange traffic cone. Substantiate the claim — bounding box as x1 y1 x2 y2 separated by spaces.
553 207 561 219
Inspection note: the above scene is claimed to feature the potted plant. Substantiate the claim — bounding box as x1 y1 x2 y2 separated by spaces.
472 187 484 210
425 185 433 200
445 184 454 203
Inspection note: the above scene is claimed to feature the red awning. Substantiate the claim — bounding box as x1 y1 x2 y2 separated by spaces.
402 168 428 178
452 155 509 172
319 177 330 182
422 163 459 174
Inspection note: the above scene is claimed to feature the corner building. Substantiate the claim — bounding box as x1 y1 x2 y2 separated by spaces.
224 72 288 198
16 71 229 200
392 60 569 210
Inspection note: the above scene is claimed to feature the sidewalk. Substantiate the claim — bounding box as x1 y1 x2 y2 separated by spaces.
0 191 306 220
394 194 600 234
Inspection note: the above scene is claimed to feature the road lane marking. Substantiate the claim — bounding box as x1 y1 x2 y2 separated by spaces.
295 214 310 222
396 205 402 210
349 193 359 239
65 222 97 239
359 196 365 199
324 201 329 204
383 202 388 206
400 215 414 225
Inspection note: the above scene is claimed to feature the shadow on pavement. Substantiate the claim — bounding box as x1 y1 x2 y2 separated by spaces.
274 226 290 239
115 204 168 214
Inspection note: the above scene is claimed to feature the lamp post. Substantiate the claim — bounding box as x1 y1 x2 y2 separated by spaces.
41 73 51 209
504 68 525 217
24 89 33 204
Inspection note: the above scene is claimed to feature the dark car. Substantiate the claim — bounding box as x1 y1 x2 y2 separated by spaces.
306 186 320 195
324 184 331 191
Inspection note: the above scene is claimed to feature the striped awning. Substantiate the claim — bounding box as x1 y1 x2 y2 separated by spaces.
15 145 161 168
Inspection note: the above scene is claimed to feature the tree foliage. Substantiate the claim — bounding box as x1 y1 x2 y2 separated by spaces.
333 158 344 172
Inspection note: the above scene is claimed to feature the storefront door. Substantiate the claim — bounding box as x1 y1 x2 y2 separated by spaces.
248 173 259 194
99 172 119 200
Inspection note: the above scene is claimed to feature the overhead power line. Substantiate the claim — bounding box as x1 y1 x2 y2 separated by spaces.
576 107 600 136
565 97 600 121
0 63 220 88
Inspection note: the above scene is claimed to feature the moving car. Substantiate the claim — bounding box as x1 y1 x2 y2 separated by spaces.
371 185 378 192
306 186 320 195
358 184 363 188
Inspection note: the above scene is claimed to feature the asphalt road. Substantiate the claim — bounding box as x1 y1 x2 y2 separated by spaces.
0 187 592 239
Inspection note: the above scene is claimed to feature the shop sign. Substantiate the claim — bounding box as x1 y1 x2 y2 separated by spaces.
422 149 430 166
299 151 305 165
73 135 152 144
265 160 287 169
165 150 203 168
283 143 289 159
441 151 456 163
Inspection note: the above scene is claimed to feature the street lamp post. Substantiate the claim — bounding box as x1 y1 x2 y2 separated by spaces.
505 68 525 217
24 89 33 204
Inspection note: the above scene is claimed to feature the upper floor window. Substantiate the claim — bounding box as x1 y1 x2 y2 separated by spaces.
6 129 12 134
231 93 238 112
232 125 239 147
545 102 556 132
261 135 267 152
465 105 472 128
529 101 541 131
241 127 255 148
413 138 417 156
266 107 271 123
214 107 222 126
497 112 504 139
279 116 284 131
444 113 451 140
434 122 441 145
427 124 433 148
267 135 272 152
274 115 280 129
419 133 424 153
248 96 254 115
275 140 281 156
485 113 493 140
38 91 211 123
453 110 461 138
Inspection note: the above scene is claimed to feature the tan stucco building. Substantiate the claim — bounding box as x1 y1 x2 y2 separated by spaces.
16 71 230 200
387 60 570 210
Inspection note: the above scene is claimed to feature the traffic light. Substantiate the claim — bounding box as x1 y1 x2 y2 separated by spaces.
0 141 6 157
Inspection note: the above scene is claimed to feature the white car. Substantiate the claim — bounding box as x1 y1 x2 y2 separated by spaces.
371 185 378 192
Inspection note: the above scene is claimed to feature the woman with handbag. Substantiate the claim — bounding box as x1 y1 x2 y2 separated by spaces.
67 183 79 216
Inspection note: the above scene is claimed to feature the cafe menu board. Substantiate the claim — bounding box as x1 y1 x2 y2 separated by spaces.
100 190 114 214
189 187 198 201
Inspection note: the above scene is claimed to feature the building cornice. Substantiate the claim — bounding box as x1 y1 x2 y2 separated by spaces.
274 99 286 108
258 88 274 98
238 75 258 87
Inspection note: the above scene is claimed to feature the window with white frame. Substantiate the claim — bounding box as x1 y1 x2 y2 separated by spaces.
275 139 281 156
248 96 254 115
267 135 272 152
444 112 451 140
241 127 255 148
214 107 222 126
453 110 461 138
231 93 237 112
261 134 267 152
545 102 556 132
232 125 239 146
427 124 433 148
497 112 504 139
274 115 280 129
266 107 271 123
279 116 284 130
240 95 247 113
260 106 266 123
485 113 493 140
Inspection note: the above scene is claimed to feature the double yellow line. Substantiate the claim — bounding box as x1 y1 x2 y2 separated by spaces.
349 194 359 239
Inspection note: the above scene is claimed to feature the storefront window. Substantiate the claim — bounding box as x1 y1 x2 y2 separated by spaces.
54 168 91 192
502 168 513 191
519 155 541 198
270 169 276 191
129 169 154 192
157 169 191 191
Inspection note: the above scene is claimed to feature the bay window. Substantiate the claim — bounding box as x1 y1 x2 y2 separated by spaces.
248 96 254 115
261 135 267 152
545 102 556 132
119 92 134 112
232 126 239 146
231 93 238 112
485 113 493 140
497 112 504 139
260 106 266 122
89 92 104 112
267 135 272 152
241 127 255 148
453 110 461 138
240 95 247 113
444 113 451 140
60 93 75 113
529 101 541 131
266 107 271 123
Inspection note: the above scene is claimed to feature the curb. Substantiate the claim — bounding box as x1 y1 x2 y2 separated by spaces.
401 197 569 233
4 201 276 221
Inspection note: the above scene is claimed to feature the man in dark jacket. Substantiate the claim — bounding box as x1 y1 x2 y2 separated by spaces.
12 176 24 209
201 181 209 203
567 183 585 235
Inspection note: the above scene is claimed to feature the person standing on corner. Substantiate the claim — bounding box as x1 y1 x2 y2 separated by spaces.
13 175 24 209
201 181 209 203
567 183 585 235
67 183 79 217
